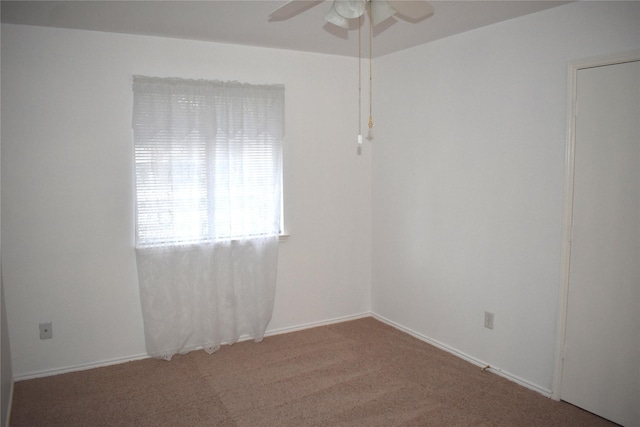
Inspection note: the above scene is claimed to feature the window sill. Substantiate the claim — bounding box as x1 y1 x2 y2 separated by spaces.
137 234 290 250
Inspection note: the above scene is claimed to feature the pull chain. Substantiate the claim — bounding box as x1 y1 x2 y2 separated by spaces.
368 1 373 130
358 14 363 146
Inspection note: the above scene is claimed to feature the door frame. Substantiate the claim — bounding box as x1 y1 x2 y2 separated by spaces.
551 49 640 401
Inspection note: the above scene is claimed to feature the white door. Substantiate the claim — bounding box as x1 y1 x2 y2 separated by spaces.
561 59 639 427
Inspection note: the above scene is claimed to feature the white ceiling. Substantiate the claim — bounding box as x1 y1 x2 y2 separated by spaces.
1 0 571 57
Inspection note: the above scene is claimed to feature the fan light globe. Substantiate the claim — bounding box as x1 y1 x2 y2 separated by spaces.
325 0 400 27
325 5 350 28
334 0 367 19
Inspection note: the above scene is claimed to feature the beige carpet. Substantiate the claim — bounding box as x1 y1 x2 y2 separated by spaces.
10 317 616 426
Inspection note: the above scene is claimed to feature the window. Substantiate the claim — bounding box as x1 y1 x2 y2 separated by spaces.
132 76 284 247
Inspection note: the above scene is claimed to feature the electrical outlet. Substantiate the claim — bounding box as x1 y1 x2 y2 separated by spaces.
39 322 53 340
484 311 494 330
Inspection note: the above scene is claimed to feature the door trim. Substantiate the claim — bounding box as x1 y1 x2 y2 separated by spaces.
551 49 640 401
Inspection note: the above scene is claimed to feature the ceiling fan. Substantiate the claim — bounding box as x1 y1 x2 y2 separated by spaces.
269 1 434 149
268 0 434 28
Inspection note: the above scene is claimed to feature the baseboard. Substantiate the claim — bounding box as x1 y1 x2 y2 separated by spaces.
265 312 371 337
13 311 551 399
13 353 150 382
371 313 553 398
13 312 372 382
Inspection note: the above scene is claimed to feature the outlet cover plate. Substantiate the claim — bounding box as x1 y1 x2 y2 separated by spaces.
484 311 494 330
39 322 52 339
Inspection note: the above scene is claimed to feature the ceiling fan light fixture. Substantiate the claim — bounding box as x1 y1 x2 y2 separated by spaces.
325 5 350 28
370 0 397 26
333 0 367 19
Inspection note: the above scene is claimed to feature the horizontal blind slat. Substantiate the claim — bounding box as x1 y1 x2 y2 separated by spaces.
133 76 284 246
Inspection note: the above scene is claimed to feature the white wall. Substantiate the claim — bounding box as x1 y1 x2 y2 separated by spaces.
4 0 638 396
1 48 13 419
1 24 372 378
1 23 14 420
372 1 640 394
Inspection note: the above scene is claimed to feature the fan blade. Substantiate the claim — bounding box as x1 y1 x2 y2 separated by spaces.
389 0 433 21
370 0 397 26
268 0 324 22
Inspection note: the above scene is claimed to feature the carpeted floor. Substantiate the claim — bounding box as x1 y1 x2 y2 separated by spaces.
10 317 616 426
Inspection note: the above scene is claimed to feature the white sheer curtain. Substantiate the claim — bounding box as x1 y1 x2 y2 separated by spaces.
132 76 284 360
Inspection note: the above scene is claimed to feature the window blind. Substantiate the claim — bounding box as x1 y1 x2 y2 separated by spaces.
132 76 284 247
